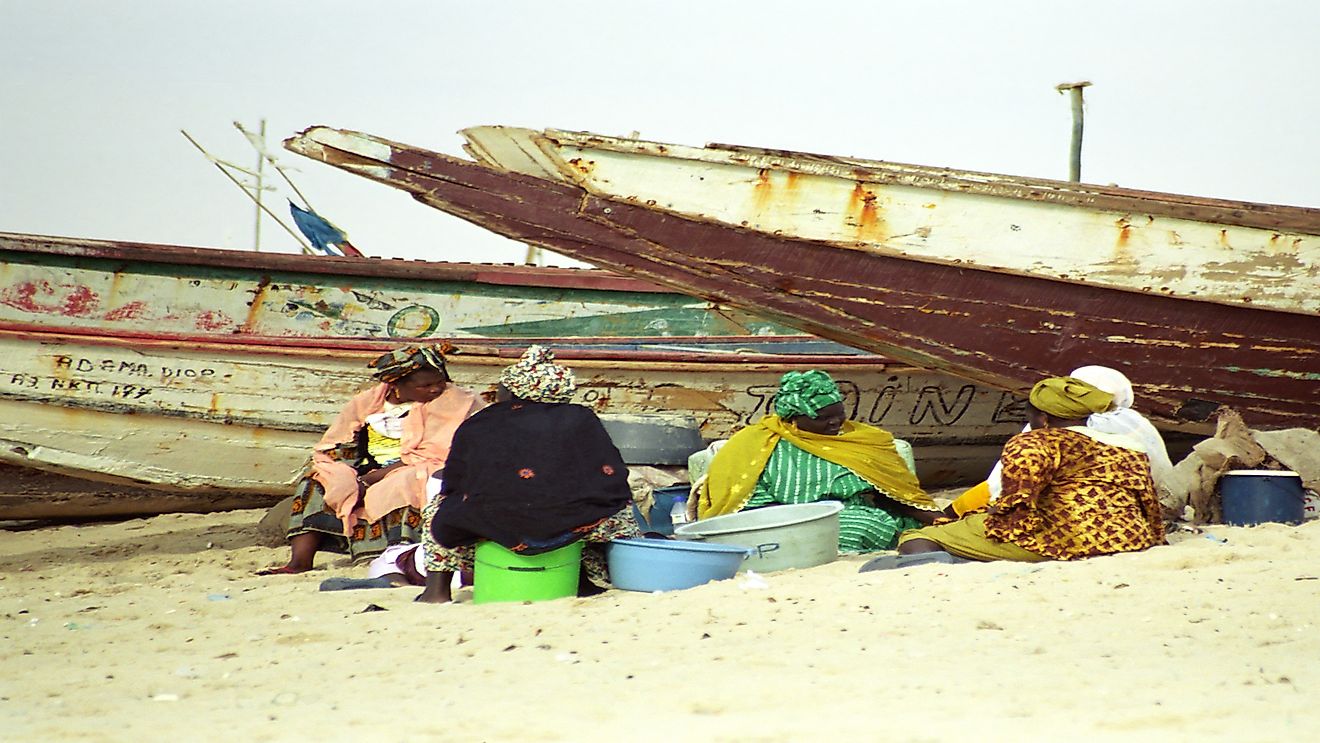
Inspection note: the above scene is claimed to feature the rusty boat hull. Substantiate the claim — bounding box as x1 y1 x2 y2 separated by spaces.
284 126 1320 430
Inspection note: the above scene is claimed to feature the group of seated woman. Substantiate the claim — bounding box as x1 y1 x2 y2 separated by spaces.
700 367 1168 564
261 343 638 602
261 342 1170 597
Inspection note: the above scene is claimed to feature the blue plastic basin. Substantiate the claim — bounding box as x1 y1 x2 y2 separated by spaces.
608 538 750 592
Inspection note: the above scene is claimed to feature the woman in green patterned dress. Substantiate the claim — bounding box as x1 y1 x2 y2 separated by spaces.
696 370 941 552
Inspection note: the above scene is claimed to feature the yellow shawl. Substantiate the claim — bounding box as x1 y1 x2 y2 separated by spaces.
697 415 936 519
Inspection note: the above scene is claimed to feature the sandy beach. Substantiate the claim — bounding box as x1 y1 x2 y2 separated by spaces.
2 497 1318 743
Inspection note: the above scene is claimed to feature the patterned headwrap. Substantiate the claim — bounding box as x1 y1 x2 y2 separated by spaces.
773 370 844 419
368 344 450 383
1029 376 1115 419
499 345 577 403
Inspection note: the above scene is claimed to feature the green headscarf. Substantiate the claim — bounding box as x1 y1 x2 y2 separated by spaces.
773 370 844 419
1029 376 1115 419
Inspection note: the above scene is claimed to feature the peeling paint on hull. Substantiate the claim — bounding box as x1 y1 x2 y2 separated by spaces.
464 126 1320 316
0 232 797 339
284 126 1320 429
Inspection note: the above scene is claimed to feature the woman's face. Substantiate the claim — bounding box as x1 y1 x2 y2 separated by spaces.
1026 406 1050 430
392 368 448 403
791 401 846 436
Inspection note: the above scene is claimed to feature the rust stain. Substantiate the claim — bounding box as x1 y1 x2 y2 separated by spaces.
567 157 596 177
847 183 887 242
751 168 774 215
107 271 125 305
1112 217 1136 266
240 278 272 333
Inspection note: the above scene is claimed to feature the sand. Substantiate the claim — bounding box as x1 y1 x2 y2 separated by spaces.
3 506 1319 742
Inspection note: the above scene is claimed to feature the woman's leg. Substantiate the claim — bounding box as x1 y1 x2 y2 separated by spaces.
897 537 946 555
258 531 322 574
415 544 472 604
259 478 347 575
577 506 643 593
895 513 1049 562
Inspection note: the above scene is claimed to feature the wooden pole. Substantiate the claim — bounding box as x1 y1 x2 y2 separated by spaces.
253 119 266 251
1055 81 1092 182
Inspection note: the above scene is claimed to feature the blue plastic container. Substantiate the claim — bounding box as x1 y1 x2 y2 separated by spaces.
608 538 750 592
630 485 690 536
1220 470 1306 526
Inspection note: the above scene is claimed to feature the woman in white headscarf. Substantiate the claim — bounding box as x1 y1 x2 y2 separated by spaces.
948 365 1173 516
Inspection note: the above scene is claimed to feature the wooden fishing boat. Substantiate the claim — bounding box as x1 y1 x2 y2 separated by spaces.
0 326 1024 519
285 126 1320 429
0 231 1033 519
0 231 797 339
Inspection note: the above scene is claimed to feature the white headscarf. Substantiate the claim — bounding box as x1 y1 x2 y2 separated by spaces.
987 365 1173 500
1069 365 1174 489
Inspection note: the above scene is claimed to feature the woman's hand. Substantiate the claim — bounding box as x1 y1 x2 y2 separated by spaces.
358 461 405 487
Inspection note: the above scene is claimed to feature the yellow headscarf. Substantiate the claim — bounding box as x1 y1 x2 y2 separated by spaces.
697 415 935 519
1029 376 1115 419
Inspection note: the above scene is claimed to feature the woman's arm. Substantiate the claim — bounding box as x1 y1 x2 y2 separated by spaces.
990 432 1058 515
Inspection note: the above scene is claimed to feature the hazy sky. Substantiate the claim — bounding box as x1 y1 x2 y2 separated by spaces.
3 1 1317 265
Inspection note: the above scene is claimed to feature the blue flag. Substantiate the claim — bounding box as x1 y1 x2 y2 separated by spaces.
289 202 360 256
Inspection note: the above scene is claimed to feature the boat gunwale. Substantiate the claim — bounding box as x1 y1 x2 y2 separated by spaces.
519 127 1320 235
0 321 901 370
0 231 675 295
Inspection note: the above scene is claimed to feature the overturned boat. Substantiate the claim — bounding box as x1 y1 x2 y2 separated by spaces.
285 126 1320 429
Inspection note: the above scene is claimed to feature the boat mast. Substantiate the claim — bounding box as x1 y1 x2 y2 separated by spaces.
252 118 266 251
1055 80 1092 182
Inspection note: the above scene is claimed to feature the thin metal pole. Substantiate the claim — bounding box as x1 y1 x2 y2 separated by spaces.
180 129 315 254
253 119 266 251
1055 81 1092 182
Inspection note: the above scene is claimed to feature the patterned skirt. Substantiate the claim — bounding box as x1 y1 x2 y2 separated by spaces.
422 501 641 587
286 475 424 564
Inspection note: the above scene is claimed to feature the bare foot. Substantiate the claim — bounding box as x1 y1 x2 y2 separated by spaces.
414 586 452 603
414 571 453 603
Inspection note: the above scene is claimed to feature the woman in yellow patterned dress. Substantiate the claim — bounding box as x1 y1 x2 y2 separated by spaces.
897 376 1165 561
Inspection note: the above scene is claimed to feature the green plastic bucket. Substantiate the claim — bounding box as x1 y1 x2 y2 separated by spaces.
472 541 584 604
